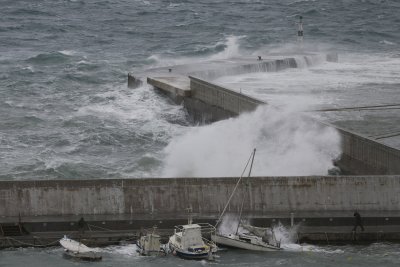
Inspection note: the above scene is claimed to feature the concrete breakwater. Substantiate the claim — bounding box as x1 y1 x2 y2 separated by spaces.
2 176 400 217
143 54 335 122
2 176 400 247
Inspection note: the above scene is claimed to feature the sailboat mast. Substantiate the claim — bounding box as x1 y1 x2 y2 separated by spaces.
215 149 256 228
235 149 256 235
248 148 256 177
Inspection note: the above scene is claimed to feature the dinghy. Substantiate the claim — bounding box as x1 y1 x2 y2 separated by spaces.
59 236 102 261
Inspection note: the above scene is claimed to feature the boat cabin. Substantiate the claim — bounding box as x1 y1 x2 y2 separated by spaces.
174 224 206 250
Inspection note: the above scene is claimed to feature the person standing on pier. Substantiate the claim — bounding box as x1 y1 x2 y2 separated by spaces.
352 211 365 232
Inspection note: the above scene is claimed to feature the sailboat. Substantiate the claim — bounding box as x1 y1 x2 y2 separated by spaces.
211 149 282 251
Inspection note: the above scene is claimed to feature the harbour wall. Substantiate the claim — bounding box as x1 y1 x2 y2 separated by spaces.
188 57 297 80
1 176 400 219
184 76 263 122
335 126 400 175
183 77 400 175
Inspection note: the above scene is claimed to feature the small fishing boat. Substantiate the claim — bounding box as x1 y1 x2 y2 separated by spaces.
168 213 217 260
136 227 166 256
59 236 102 261
211 149 281 251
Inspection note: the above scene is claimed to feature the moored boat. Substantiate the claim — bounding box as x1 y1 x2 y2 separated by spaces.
168 215 217 260
59 236 102 261
211 149 282 251
136 227 166 256
212 232 281 251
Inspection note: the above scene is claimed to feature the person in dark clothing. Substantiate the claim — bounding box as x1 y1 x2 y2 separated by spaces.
352 211 364 232
78 217 87 234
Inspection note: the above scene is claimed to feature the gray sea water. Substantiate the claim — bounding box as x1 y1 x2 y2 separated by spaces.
1 0 400 265
2 243 400 267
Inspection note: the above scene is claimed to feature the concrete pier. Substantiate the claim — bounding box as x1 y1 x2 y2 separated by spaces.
2 176 400 247
145 55 325 122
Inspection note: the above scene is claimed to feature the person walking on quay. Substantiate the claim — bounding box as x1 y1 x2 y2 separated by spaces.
352 211 365 232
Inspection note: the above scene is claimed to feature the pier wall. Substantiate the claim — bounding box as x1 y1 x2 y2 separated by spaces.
189 57 297 80
189 76 263 114
1 176 400 219
185 76 262 122
183 77 400 175
337 127 400 175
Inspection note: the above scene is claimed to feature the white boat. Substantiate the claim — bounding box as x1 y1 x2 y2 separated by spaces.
168 214 217 260
136 227 166 256
211 149 281 251
59 236 102 261
212 232 280 251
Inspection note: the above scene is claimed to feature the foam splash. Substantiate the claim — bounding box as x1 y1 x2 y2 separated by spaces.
58 50 77 56
161 104 340 177
210 35 245 60
272 222 299 246
283 243 345 254
100 244 139 256
270 223 345 254
379 40 396 46
146 35 245 68
76 83 186 126
214 52 400 112
217 214 242 235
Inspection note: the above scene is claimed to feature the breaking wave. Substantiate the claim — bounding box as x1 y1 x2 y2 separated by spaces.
162 104 340 177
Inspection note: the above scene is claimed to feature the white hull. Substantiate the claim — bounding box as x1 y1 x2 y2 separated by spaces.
60 237 93 253
211 234 281 252
59 236 102 261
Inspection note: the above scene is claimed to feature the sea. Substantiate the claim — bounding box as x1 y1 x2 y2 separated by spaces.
1 0 400 266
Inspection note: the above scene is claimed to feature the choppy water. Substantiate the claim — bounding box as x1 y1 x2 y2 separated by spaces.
2 243 400 267
1 0 399 180
1 0 400 265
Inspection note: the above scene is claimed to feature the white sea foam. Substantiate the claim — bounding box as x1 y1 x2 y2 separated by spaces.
272 222 299 246
22 65 34 72
58 50 76 56
146 35 245 68
214 53 400 110
271 222 346 254
209 35 246 60
100 244 139 256
379 40 396 45
162 104 340 177
217 214 242 235
76 84 185 127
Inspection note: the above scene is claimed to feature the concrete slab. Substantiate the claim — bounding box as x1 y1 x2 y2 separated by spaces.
147 76 190 97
